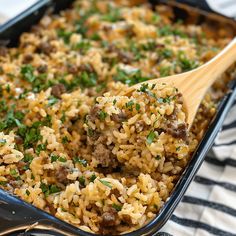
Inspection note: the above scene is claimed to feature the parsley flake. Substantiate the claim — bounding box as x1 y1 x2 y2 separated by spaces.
73 157 87 167
99 179 112 188
147 131 156 144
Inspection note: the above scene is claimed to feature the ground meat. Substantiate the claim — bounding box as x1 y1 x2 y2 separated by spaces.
88 105 100 122
109 189 120 198
135 120 146 133
117 51 133 64
166 122 188 140
111 112 127 123
165 107 178 121
37 64 48 73
99 207 120 235
9 179 23 188
16 161 26 175
107 44 133 64
15 135 23 145
101 208 118 227
86 88 97 97
55 166 70 185
199 104 214 118
103 25 113 32
22 54 34 64
121 214 132 225
67 64 78 74
36 42 55 55
94 144 116 168
0 47 7 57
51 84 66 98
31 25 42 35
93 137 119 174
46 200 56 215
175 93 184 104
79 63 95 73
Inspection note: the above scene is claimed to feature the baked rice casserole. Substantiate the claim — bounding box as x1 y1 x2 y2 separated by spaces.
0 0 235 234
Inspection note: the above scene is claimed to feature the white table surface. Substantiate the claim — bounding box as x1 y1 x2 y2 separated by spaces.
0 0 37 24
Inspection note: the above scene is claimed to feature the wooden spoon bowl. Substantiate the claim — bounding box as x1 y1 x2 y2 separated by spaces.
121 38 236 127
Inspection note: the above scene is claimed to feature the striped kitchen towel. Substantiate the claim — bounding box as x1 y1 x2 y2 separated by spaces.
159 100 236 235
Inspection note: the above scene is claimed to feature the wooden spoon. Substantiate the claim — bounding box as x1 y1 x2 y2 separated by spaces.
122 38 236 127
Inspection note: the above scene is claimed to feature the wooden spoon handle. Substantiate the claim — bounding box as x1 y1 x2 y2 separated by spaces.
183 37 236 126
198 37 236 87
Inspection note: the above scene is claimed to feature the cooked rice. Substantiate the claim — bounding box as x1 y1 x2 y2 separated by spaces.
0 0 235 235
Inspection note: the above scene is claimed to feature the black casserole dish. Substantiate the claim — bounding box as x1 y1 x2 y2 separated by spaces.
0 0 236 235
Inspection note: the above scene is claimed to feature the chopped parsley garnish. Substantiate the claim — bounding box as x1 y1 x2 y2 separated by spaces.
141 41 156 51
50 154 66 163
138 83 149 93
51 154 59 163
96 82 107 93
0 139 6 145
62 136 69 144
26 189 30 196
90 33 101 41
61 71 98 91
74 41 91 53
112 203 122 211
0 181 7 186
158 25 187 38
155 155 161 160
23 154 34 163
79 176 86 187
87 128 94 137
152 13 160 24
99 179 112 188
101 5 122 22
159 66 171 77
98 111 107 121
80 71 97 88
126 100 134 111
177 51 199 72
22 154 34 170
73 157 87 167
32 74 53 93
57 29 73 44
113 68 151 86
159 48 173 59
59 157 67 162
147 131 156 144
61 111 66 123
47 96 59 106
138 83 157 99
10 169 18 177
0 106 25 132
21 65 53 93
21 64 36 83
17 116 51 149
135 103 141 111
6 84 10 93
176 146 181 151
18 125 41 149
75 5 99 37
129 41 145 60
35 143 46 155
40 182 61 197
89 173 97 182
0 99 8 112
157 96 171 104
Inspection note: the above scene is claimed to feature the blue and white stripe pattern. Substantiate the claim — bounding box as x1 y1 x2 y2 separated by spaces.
159 101 236 235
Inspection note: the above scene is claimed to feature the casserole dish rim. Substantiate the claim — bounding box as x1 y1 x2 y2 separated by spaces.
0 1 236 235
